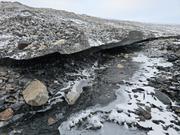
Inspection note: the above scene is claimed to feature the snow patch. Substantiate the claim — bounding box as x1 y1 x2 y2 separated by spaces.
69 19 87 25
11 51 27 59
88 39 103 47
58 53 180 135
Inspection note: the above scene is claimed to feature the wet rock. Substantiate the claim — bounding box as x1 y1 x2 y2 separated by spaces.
145 106 151 112
48 117 57 126
156 66 171 73
22 79 49 106
117 64 124 69
18 78 31 86
8 78 14 83
174 71 180 77
169 86 177 91
10 102 24 111
87 116 103 130
143 112 152 120
136 123 152 130
152 120 165 124
134 95 138 98
5 96 17 103
0 99 5 107
5 84 14 92
167 43 180 51
0 108 14 121
124 54 129 59
154 90 171 105
167 54 178 62
135 107 151 120
17 40 31 50
172 106 180 113
0 76 8 82
132 88 145 93
65 91 81 105
174 60 180 66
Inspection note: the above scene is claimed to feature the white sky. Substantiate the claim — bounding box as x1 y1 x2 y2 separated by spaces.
1 0 180 24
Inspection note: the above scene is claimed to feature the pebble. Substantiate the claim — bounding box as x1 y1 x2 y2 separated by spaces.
48 117 57 126
17 40 31 50
135 107 152 120
8 78 14 83
0 71 7 77
5 84 14 91
0 108 14 121
117 64 124 69
167 54 178 62
172 106 180 113
0 79 3 83
132 88 145 93
152 120 165 124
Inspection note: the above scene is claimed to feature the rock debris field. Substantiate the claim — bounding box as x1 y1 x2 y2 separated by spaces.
0 1 180 135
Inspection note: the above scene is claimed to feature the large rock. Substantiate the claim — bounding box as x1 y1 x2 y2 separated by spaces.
0 2 180 60
22 79 49 106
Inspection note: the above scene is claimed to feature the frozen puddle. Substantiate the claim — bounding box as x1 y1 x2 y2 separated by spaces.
58 53 180 135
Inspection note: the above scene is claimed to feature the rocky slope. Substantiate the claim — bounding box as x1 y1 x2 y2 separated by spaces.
0 1 180 135
0 1 180 59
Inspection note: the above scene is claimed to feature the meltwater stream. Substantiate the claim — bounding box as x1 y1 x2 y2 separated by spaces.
58 52 180 135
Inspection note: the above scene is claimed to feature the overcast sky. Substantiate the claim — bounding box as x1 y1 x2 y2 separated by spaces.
1 0 180 24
